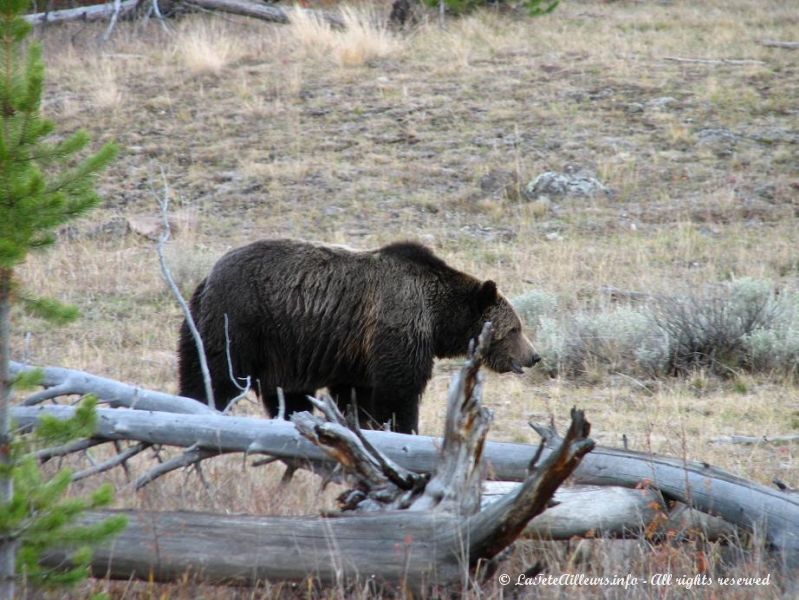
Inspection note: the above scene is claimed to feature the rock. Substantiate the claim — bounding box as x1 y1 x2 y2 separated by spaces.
524 168 610 200
127 215 179 241
478 168 522 200
696 127 739 157
86 216 130 240
647 96 679 110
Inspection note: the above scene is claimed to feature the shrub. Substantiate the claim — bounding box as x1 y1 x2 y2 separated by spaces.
514 279 799 380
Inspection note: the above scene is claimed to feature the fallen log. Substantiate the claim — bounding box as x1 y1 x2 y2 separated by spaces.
24 0 139 25
9 361 216 415
185 0 345 29
10 357 799 564
483 483 736 541
41 323 595 586
11 402 799 563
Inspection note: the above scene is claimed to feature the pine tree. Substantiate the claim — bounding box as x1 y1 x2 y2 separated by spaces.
0 2 124 597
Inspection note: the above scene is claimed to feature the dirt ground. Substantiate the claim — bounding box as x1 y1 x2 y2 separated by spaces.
10 0 799 597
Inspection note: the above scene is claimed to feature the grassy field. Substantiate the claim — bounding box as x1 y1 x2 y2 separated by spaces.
11 0 799 597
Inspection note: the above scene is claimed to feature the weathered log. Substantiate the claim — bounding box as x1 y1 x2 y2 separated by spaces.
46 412 588 586
9 361 216 415
483 483 736 541
41 325 594 586
24 1 140 25
185 0 345 29
12 403 799 565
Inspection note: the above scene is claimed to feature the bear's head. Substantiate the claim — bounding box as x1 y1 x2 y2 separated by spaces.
476 280 540 374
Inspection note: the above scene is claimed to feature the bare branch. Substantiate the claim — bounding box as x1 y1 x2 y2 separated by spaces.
35 438 106 462
10 361 215 415
662 55 766 65
24 0 138 25
134 444 226 490
153 169 215 409
102 0 123 42
72 442 150 482
760 40 799 50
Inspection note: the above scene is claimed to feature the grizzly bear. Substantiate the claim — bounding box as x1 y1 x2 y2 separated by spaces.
177 239 539 433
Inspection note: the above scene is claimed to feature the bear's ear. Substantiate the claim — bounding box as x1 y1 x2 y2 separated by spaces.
477 280 498 312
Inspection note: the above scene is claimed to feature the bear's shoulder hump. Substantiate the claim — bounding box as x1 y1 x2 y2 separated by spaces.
378 241 449 271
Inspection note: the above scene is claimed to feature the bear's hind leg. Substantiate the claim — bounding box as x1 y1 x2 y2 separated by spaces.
262 390 314 419
371 387 420 435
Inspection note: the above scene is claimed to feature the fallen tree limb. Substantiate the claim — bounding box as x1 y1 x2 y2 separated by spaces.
185 0 345 29
711 434 799 446
12 403 799 564
483 483 736 541
662 56 766 66
9 361 216 415
24 1 140 25
43 325 594 586
760 40 799 50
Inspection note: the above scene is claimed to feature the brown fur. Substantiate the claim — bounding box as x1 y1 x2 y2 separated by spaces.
177 239 539 433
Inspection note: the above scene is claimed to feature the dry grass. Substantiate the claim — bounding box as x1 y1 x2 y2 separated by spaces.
285 5 401 66
11 0 799 596
173 17 248 75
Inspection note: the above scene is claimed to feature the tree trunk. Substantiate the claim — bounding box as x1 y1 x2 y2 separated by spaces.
0 271 15 600
38 325 595 587
12 402 799 567
483 483 736 541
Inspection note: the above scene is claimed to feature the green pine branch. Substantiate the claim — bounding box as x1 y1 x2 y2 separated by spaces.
0 0 125 595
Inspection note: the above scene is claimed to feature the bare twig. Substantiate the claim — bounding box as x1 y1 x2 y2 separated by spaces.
150 0 170 32
153 169 215 409
711 434 799 446
72 442 150 482
36 438 106 462
662 56 766 66
134 444 225 490
24 0 138 25
221 313 251 415
11 361 215 415
760 40 799 50
102 0 123 42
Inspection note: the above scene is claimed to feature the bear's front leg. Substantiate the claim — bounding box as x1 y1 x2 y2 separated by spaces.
370 386 421 435
262 390 314 420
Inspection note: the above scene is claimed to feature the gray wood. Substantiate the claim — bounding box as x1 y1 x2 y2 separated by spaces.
483 484 736 541
9 361 216 415
12 403 799 564
24 1 139 25
185 0 345 29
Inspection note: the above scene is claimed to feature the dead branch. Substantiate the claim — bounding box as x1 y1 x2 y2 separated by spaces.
467 407 593 559
483 483 735 541
9 361 215 415
36 437 106 462
72 442 150 482
154 171 215 409
40 329 593 587
760 40 799 50
711 434 799 446
24 0 140 25
409 323 494 514
10 356 799 565
662 56 766 66
134 445 225 490
185 0 345 29
11 399 799 563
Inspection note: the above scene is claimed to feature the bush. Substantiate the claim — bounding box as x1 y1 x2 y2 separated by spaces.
422 0 559 18
514 279 799 380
